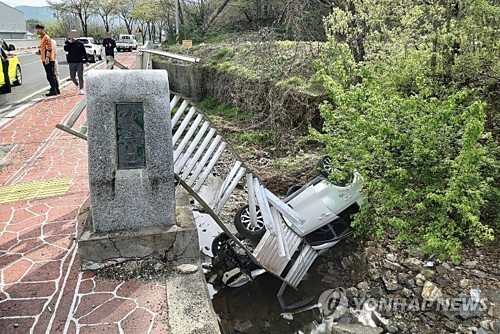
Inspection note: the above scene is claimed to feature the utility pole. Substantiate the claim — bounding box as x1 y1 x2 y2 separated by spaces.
175 0 180 44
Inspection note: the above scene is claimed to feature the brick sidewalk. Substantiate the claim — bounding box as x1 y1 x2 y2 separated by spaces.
0 53 168 334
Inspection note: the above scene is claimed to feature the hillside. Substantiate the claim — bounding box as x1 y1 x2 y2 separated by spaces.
15 5 55 22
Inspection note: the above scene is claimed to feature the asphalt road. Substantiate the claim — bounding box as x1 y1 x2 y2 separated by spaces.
0 48 103 113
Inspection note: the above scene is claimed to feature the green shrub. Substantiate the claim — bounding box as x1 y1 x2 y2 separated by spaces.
312 43 496 262
312 0 499 261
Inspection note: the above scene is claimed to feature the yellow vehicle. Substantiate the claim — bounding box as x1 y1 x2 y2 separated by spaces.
0 37 22 89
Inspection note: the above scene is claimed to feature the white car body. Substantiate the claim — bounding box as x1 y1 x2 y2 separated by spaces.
285 172 364 236
76 37 103 63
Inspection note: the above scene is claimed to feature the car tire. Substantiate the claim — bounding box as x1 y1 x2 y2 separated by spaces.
317 155 352 185
13 65 22 86
90 51 97 63
211 233 230 257
98 52 103 61
317 155 335 178
286 184 302 197
234 204 266 239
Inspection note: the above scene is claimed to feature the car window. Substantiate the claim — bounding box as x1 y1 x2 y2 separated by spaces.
78 39 89 44
0 37 8 51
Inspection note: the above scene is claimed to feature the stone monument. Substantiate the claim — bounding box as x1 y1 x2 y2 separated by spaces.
79 70 198 262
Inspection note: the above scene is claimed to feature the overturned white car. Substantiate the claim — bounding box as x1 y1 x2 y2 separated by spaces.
210 156 364 309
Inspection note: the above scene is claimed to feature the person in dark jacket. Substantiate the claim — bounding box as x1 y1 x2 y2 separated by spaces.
102 32 116 69
63 30 88 95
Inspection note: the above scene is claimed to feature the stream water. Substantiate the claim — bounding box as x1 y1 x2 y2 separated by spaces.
210 264 343 334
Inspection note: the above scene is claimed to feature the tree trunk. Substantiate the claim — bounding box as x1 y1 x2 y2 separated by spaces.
202 0 232 35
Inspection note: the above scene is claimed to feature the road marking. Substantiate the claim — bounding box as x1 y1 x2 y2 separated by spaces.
4 101 37 118
0 177 72 204
23 60 41 66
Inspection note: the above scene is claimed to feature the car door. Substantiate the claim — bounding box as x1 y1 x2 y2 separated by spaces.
0 47 6 87
7 53 17 83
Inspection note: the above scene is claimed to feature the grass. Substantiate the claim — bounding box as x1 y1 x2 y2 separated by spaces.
198 98 253 121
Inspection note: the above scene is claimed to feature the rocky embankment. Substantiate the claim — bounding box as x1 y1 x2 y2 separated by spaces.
315 239 499 334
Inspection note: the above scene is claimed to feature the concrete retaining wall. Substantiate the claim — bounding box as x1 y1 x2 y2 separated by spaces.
152 60 204 101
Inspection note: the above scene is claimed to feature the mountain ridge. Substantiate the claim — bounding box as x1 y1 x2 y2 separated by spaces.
15 5 55 23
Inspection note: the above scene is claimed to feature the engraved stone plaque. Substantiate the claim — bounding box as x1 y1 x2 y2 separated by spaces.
116 103 146 169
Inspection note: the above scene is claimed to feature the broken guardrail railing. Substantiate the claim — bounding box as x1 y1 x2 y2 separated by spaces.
56 93 316 293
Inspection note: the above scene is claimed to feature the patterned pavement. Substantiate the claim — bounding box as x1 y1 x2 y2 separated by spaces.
0 53 169 334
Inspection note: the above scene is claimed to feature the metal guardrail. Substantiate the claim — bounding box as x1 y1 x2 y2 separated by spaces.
136 41 202 69
55 100 88 140
140 49 202 63
169 94 315 290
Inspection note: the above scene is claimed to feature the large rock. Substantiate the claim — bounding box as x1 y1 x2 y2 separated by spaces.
421 281 443 302
383 259 405 272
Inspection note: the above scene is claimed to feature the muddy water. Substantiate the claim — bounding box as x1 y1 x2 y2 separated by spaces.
211 264 341 334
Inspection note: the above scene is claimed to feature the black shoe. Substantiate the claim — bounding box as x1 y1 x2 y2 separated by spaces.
45 91 57 97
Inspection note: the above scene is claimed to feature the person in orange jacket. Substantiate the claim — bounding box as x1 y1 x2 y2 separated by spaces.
35 24 59 96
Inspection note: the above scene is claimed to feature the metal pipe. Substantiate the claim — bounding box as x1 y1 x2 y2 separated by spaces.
141 49 202 63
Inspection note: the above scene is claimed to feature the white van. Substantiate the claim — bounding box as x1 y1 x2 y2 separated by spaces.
116 34 138 52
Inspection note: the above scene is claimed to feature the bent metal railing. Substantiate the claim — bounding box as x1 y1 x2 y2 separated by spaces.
57 92 315 291
56 46 321 308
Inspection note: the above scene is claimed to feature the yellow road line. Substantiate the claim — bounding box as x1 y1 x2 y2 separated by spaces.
0 177 72 204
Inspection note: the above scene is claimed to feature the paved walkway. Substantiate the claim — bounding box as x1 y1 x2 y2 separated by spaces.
0 53 169 334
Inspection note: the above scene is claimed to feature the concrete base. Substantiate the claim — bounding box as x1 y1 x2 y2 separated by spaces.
78 187 199 263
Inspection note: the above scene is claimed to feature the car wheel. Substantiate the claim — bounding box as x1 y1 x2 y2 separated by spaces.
13 65 22 86
317 155 335 177
98 52 103 61
211 233 230 257
90 51 97 63
286 185 302 197
317 155 352 185
234 204 266 239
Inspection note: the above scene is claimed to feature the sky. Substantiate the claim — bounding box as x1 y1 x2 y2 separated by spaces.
4 0 49 7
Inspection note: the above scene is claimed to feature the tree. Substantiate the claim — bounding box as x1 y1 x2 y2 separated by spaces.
203 0 232 35
132 0 162 42
48 0 98 37
115 0 140 34
95 0 119 32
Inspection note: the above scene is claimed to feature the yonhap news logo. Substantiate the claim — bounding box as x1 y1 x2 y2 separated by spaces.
318 287 487 319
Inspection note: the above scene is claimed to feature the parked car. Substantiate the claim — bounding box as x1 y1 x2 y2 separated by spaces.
116 34 138 52
0 37 22 90
76 37 103 63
